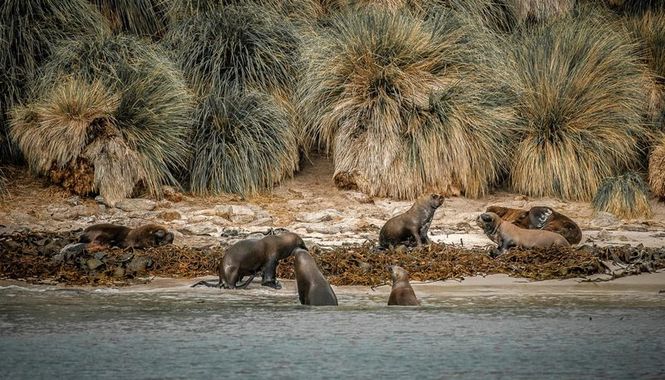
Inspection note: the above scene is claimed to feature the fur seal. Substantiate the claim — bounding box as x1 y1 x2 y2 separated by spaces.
477 212 570 257
485 206 582 244
379 194 444 248
294 248 338 306
80 223 174 249
387 265 420 306
219 232 306 289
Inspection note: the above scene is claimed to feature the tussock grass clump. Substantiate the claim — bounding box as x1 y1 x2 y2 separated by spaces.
10 34 193 204
89 0 170 39
648 137 665 198
189 91 299 195
300 9 515 199
0 0 108 161
163 4 302 96
166 0 322 25
507 12 651 201
592 172 653 219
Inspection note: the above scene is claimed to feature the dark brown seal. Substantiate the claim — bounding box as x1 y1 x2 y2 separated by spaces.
219 232 306 289
294 248 338 306
379 194 444 248
485 206 581 244
388 265 420 306
477 212 570 257
79 223 174 249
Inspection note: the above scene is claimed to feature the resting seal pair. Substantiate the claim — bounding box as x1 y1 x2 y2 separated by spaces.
379 194 444 248
477 212 569 257
486 206 581 244
80 223 174 249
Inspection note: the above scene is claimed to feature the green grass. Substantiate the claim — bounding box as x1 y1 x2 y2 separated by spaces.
189 91 299 195
10 34 193 203
592 172 653 219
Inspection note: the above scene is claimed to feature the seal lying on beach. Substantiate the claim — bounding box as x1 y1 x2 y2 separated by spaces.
294 248 338 306
486 206 582 245
477 212 569 257
79 223 174 249
379 194 444 248
219 232 306 289
388 265 420 306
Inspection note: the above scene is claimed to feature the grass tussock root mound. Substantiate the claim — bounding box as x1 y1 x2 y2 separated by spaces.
0 0 109 161
189 91 300 195
507 12 652 201
300 9 515 199
10 34 193 204
592 172 653 219
89 0 170 39
163 4 303 96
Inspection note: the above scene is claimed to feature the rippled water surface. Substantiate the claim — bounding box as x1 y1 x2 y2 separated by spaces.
1 285 664 379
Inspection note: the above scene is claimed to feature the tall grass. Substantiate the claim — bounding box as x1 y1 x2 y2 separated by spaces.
189 91 299 195
649 136 665 198
10 34 193 204
89 0 170 39
300 8 516 199
166 0 322 25
163 4 302 96
592 172 653 218
506 11 652 201
0 0 108 161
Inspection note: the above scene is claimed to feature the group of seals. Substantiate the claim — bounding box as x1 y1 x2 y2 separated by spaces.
80 223 174 249
477 212 570 257
486 205 582 244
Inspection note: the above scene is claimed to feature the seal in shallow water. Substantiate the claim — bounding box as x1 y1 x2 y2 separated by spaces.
379 194 444 248
485 206 582 244
219 232 306 289
477 212 569 257
388 265 420 306
294 248 338 306
79 223 174 249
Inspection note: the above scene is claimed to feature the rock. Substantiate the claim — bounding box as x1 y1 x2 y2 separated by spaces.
113 267 126 278
229 205 256 224
221 228 240 238
296 209 341 223
66 196 81 206
344 191 374 204
248 217 274 227
94 252 107 260
86 258 104 271
305 223 342 235
590 212 620 228
126 256 153 275
155 200 173 209
158 210 181 221
58 243 88 261
178 223 219 236
115 198 156 212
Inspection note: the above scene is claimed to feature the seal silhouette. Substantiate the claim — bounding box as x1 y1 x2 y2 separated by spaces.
388 266 420 306
219 232 306 289
379 194 444 248
294 248 338 306
477 212 569 257
80 223 174 249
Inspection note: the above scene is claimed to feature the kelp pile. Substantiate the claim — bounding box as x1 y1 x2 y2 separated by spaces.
2 231 664 286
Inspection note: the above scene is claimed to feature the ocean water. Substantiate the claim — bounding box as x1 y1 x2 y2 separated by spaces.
1 285 664 379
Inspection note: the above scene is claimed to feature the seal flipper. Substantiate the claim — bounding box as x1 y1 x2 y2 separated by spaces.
236 273 257 289
529 207 553 229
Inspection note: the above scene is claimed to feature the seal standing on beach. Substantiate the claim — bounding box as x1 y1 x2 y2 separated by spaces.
294 248 338 306
80 223 174 249
388 265 420 306
477 212 569 257
379 194 444 248
219 232 306 289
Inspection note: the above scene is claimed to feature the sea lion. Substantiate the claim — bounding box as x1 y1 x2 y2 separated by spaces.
387 265 420 306
219 232 306 289
79 223 174 249
477 212 570 258
485 206 582 244
379 194 444 248
294 248 338 306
